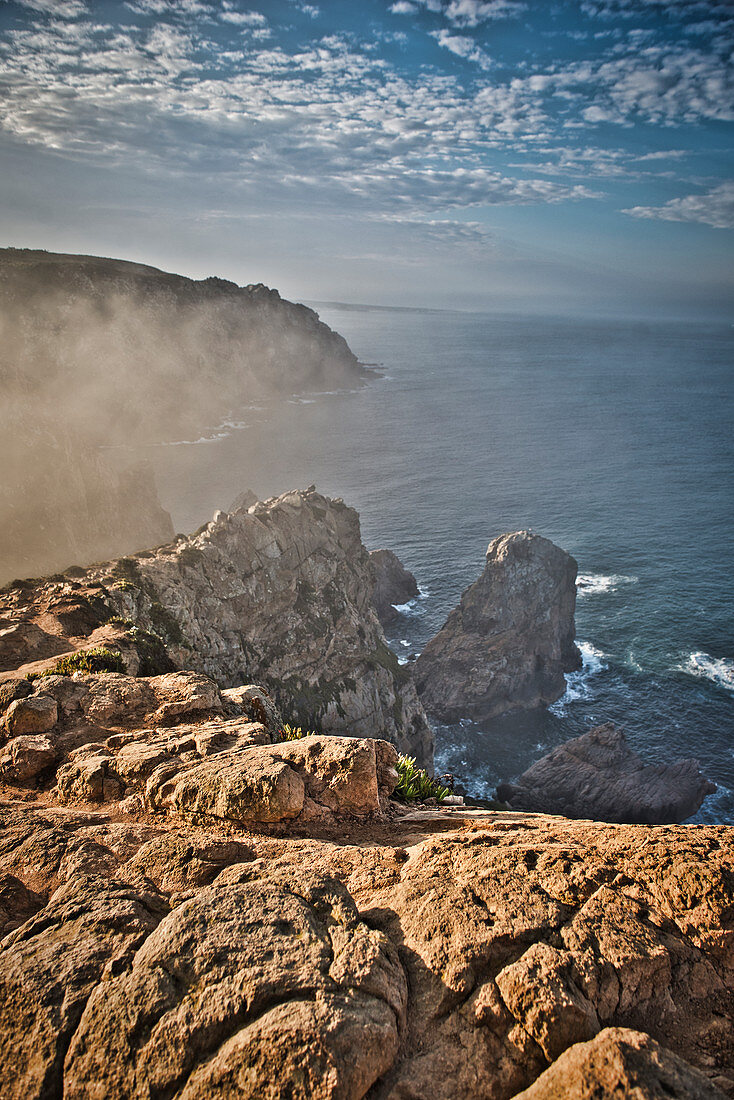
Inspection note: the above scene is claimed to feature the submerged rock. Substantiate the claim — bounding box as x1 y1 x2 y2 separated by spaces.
414 530 581 723
497 723 716 824
369 548 420 626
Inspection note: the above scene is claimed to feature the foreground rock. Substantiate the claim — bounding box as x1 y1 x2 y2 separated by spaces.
414 531 581 723
0 487 433 765
513 1028 727 1099
0 806 731 1098
497 723 716 824
370 549 420 626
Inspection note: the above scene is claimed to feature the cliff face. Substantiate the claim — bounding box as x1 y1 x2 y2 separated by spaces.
0 487 433 766
414 531 581 723
0 247 365 583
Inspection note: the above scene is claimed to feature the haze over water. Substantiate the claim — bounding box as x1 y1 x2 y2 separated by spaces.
149 306 734 824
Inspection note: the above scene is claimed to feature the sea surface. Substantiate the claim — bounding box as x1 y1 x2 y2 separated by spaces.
147 307 734 824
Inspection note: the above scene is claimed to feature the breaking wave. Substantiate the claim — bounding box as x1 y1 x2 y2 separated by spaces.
549 641 608 715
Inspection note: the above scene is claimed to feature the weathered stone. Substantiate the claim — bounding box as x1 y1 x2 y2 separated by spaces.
0 873 44 936
370 548 420 626
512 1027 727 1099
0 734 57 784
63 878 407 1100
0 875 168 1100
55 749 122 803
221 683 282 736
414 530 581 723
497 723 716 823
0 675 32 716
4 694 58 736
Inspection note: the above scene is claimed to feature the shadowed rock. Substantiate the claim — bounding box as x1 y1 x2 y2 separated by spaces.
512 1027 728 1099
370 549 420 626
414 531 581 723
497 723 716 823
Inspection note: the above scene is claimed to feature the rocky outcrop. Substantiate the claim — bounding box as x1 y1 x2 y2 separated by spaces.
513 1028 727 1099
497 723 716 824
414 531 581 723
0 804 731 1098
370 549 420 626
0 247 365 583
0 487 433 765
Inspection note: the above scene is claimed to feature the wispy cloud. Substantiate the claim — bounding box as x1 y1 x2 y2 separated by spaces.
625 181 734 228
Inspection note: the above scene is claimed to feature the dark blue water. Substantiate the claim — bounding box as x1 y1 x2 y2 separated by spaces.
149 308 734 823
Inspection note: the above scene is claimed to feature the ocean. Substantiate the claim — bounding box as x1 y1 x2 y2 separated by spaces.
148 307 734 824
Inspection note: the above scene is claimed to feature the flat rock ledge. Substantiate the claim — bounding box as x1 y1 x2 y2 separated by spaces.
414 530 581 723
497 723 716 824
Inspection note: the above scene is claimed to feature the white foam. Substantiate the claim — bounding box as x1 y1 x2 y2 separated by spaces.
400 640 410 647
679 651 734 694
577 572 638 597
550 641 608 715
392 587 428 615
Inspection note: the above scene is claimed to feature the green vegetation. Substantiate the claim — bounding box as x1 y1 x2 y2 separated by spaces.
394 755 450 804
38 647 125 678
277 723 320 742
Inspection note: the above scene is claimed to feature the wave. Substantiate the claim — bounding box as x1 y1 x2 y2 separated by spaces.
577 572 638 597
678 651 734 694
391 585 430 615
549 641 608 715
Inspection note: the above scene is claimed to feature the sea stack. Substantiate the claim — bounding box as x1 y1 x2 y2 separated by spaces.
414 530 581 723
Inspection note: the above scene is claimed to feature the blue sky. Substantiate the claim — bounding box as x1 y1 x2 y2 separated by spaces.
0 0 732 317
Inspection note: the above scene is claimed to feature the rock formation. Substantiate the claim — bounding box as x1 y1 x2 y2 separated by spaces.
0 487 433 766
370 548 420 626
0 247 366 583
0 538 732 1097
414 530 581 723
497 723 716 824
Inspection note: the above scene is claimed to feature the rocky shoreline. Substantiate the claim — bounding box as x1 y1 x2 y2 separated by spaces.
1 486 729 1098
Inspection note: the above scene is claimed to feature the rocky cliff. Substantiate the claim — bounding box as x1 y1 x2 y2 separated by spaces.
0 247 366 583
0 487 433 766
414 531 581 723
0 519 732 1097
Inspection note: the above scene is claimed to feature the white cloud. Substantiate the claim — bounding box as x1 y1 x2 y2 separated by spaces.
220 11 267 26
14 0 87 16
430 29 492 68
390 2 419 13
624 182 734 228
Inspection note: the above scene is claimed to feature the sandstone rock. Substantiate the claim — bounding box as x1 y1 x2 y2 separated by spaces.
370 548 420 626
497 723 716 823
0 874 168 1100
55 749 122 804
512 1027 727 1099
63 877 407 1100
155 745 306 823
221 682 282 736
0 675 32 715
414 531 581 723
3 693 57 736
0 734 57 784
0 873 43 936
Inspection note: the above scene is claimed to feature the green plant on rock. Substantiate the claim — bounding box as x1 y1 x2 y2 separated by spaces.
277 724 320 742
39 647 125 678
394 754 450 803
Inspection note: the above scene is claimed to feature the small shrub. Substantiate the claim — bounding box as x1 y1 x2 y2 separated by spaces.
277 724 320 742
40 647 125 678
394 755 450 803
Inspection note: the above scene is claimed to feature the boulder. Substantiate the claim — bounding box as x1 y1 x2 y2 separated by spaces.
3 694 57 737
221 683 282 736
497 723 716 823
0 875 168 1100
414 530 581 722
0 676 32 715
0 734 57 784
369 548 420 626
512 1027 727 1099
62 877 407 1100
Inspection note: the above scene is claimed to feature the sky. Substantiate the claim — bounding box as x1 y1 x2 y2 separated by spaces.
0 0 732 318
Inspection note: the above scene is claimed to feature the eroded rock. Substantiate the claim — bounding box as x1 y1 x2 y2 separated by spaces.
370 548 420 626
3 694 57 737
414 531 580 723
497 723 716 823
